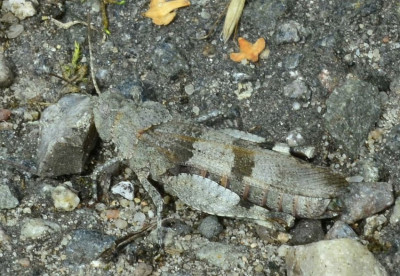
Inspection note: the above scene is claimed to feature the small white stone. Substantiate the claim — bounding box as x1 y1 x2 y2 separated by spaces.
114 219 128 229
111 181 134 201
185 84 195 95
292 102 301 110
272 143 291 155
192 106 200 115
51 185 80 211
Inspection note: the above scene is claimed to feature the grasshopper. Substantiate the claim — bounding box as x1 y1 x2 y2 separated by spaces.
93 91 348 232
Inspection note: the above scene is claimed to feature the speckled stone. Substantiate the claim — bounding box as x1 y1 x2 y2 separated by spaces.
282 238 388 276
0 184 18 209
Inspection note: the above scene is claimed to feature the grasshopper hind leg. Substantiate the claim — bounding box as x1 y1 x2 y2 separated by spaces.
137 171 164 248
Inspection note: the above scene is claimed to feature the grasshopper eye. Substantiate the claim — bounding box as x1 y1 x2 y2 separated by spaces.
327 198 343 212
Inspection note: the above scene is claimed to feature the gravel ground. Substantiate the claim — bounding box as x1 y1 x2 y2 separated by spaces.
1 0 400 275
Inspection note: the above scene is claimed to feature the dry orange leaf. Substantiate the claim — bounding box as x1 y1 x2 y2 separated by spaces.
144 0 190 26
230 37 266 63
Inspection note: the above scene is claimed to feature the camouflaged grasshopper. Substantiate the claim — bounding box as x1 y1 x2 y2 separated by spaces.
93 91 348 231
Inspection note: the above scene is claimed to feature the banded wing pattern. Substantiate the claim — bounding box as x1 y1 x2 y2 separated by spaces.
138 121 348 219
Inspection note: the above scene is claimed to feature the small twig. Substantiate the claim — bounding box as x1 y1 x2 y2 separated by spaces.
99 222 157 261
45 17 96 30
87 14 101 95
198 3 229 40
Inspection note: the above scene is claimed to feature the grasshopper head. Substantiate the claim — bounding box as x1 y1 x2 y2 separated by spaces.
94 91 172 159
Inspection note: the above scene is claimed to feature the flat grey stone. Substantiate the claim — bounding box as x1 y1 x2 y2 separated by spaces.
324 79 381 157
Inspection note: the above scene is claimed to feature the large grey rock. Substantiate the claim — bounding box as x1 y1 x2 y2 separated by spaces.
340 182 393 224
324 79 381 157
37 94 97 177
281 238 388 276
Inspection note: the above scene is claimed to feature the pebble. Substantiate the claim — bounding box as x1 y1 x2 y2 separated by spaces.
286 128 305 147
195 242 247 270
284 53 302 70
364 214 387 237
283 79 311 101
133 263 153 276
37 94 97 176
51 185 80 211
0 54 14 88
105 209 120 219
2 0 37 20
64 229 116 264
132 212 146 227
197 215 223 239
151 42 189 79
281 238 388 276
184 84 195 95
325 221 357 240
390 197 400 224
20 218 61 240
117 76 143 102
0 184 19 209
340 182 393 224
6 23 23 39
17 258 30 267
111 181 134 201
275 21 303 44
289 219 324 245
324 79 381 157
0 12 18 24
114 218 128 229
389 76 400 95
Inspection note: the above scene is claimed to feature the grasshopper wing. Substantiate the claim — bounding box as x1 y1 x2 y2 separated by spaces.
164 173 295 229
